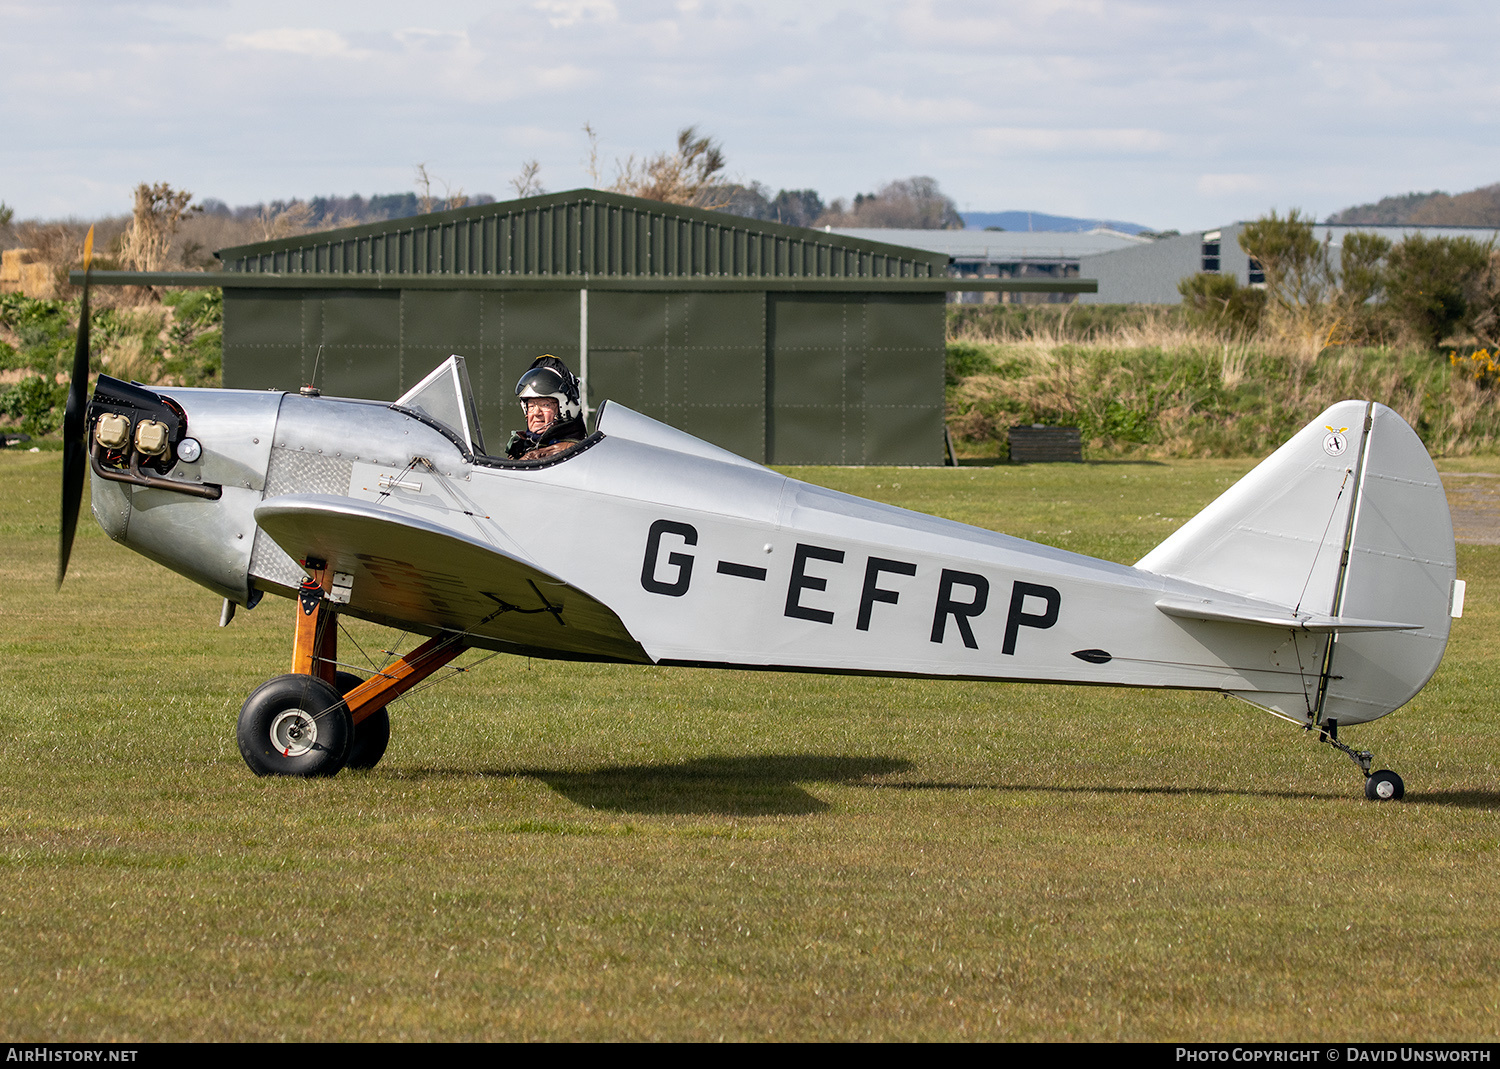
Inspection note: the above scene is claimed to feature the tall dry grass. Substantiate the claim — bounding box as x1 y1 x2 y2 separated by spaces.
946 308 1500 459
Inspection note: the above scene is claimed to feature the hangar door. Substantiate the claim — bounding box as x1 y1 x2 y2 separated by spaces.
584 291 765 462
224 287 944 465
766 292 944 466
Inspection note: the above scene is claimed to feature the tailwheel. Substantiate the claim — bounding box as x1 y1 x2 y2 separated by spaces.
1316 719 1405 802
1365 769 1405 802
334 671 390 771
237 674 352 778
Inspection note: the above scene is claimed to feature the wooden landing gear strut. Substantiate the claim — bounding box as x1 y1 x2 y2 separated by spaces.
235 558 468 778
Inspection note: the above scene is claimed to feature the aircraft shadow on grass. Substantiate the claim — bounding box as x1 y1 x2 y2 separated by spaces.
878 781 1500 808
395 761 1500 814
1398 789 1500 810
420 754 914 816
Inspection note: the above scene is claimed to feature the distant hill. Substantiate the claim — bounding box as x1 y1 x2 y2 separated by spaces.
961 210 1151 234
1327 183 1500 226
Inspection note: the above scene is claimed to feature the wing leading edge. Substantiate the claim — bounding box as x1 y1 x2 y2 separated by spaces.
254 494 650 664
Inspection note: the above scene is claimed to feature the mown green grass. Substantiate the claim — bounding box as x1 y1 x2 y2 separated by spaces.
1 452 1497 1041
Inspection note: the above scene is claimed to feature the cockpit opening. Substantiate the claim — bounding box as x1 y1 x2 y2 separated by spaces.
392 355 601 469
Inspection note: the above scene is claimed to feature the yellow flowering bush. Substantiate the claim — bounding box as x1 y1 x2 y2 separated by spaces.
1449 348 1500 390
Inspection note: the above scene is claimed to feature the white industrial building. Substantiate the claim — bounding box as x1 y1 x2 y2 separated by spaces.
1078 223 1500 304
831 227 1149 303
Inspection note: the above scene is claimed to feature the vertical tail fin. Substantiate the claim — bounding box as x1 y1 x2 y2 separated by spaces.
1137 401 1456 724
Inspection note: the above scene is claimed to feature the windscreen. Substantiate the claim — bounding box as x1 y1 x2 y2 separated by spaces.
395 355 487 456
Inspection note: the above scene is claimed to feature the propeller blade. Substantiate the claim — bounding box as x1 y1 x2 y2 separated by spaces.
57 226 94 589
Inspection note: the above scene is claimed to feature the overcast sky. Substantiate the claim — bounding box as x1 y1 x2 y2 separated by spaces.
4 0 1498 230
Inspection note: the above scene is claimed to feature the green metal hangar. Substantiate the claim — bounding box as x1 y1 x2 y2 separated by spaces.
217 189 964 465
92 190 1092 465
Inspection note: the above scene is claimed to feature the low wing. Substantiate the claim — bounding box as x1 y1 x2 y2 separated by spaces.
254 494 650 663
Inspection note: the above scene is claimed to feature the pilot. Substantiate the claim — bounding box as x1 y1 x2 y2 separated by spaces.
505 355 588 461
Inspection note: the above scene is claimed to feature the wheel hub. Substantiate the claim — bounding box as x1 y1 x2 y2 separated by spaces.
269 709 318 757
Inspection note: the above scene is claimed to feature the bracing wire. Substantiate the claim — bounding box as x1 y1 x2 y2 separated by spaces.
1294 468 1352 615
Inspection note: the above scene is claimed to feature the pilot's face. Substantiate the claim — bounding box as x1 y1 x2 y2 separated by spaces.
524 397 559 434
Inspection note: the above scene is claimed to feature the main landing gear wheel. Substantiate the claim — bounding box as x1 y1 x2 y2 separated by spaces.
237 674 352 778
1365 769 1405 802
333 671 391 771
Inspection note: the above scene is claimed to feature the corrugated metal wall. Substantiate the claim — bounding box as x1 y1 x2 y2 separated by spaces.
221 192 945 281
223 287 944 465
767 293 944 465
219 190 948 464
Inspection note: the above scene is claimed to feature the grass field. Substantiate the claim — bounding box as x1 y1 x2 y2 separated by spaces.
1 451 1497 1041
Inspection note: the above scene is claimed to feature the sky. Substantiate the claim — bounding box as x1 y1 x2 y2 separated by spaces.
3 0 1499 231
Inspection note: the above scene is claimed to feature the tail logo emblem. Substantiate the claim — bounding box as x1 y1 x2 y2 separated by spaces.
1322 426 1349 456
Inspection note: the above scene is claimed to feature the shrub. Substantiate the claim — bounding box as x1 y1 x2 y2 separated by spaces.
161 289 222 386
1383 233 1491 348
1235 212 1401 364
0 374 67 437
944 316 1500 459
945 341 993 385
1177 273 1265 336
1449 348 1500 390
1463 250 1500 349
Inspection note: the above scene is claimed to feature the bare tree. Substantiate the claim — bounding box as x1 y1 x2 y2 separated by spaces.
256 201 315 241
119 183 200 273
583 122 603 188
598 126 733 209
814 177 962 230
511 160 544 198
414 163 468 214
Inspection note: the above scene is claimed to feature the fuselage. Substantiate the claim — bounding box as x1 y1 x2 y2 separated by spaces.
90 385 1338 723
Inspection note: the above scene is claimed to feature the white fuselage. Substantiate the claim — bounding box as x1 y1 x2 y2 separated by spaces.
94 390 1353 724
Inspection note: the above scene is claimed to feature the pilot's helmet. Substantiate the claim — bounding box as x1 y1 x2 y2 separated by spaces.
514 355 582 422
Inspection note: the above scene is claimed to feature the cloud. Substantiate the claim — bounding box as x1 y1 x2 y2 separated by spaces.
226 28 368 58
7 0 1500 229
1197 173 1270 197
393 28 470 49
837 86 987 125
976 127 1170 155
533 0 618 29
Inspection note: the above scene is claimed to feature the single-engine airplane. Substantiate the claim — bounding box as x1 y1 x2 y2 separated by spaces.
56 254 1462 799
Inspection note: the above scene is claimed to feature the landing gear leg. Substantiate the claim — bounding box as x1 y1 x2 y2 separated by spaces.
1315 719 1405 801
236 562 351 777
234 557 469 779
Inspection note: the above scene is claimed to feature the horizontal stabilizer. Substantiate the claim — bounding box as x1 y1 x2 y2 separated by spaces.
1155 596 1419 633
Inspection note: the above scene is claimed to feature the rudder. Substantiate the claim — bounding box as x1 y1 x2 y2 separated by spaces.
1320 403 1455 723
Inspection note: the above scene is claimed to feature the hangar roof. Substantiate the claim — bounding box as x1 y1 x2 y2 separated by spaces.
71 191 1097 296
216 188 950 283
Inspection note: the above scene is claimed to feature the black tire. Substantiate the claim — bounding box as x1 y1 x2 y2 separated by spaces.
1365 769 1405 801
333 671 391 772
237 674 352 778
